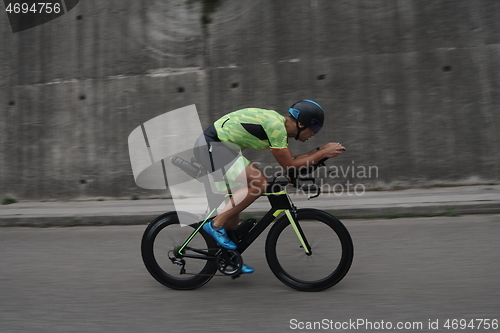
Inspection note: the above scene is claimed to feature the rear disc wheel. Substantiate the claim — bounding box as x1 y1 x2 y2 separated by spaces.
141 211 218 290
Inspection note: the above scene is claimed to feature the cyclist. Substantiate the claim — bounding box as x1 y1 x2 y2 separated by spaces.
194 100 345 274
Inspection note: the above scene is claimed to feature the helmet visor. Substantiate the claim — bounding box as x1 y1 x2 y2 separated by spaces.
309 118 323 134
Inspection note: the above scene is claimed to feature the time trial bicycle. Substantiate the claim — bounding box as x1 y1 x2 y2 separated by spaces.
141 156 354 291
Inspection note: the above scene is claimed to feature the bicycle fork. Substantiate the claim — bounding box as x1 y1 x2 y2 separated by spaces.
286 210 312 255
275 209 312 256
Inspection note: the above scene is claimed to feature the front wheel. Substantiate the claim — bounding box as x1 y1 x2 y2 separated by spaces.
141 211 218 290
265 209 354 291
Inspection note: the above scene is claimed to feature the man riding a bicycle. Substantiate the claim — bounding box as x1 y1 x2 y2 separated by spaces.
194 100 345 274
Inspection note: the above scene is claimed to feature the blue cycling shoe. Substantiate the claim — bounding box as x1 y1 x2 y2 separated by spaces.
241 264 254 274
202 219 237 250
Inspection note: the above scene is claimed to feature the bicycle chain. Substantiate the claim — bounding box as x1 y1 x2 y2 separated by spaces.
174 247 243 278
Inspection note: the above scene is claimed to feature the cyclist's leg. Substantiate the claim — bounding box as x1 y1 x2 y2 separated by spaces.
208 160 263 274
212 162 267 229
223 215 240 231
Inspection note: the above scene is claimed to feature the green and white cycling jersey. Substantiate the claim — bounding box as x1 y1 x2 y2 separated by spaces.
213 108 288 151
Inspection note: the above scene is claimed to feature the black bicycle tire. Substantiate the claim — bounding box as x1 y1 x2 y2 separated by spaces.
141 211 218 290
265 208 354 291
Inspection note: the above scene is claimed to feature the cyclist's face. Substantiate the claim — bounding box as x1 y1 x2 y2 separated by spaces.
298 126 316 142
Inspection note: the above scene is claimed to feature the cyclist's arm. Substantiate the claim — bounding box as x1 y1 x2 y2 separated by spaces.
271 143 344 169
292 147 321 160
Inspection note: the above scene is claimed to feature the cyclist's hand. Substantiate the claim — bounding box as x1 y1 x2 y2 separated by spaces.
319 142 345 158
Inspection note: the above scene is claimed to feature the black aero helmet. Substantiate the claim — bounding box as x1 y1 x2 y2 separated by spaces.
288 99 324 139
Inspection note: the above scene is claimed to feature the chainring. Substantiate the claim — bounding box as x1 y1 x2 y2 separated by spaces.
215 250 243 275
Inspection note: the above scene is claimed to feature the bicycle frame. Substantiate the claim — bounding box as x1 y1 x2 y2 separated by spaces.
175 183 312 260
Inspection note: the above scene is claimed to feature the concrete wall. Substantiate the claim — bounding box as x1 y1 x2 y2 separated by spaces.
1 0 499 200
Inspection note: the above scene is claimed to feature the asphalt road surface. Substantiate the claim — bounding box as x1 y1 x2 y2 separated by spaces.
1 215 499 333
